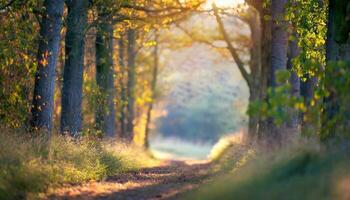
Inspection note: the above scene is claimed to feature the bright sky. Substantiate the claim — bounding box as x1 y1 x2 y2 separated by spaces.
205 0 245 8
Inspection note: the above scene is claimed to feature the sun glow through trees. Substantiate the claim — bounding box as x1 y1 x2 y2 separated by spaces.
205 0 245 8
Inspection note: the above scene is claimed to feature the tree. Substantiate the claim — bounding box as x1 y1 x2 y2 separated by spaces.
269 0 289 142
125 28 137 141
60 0 89 136
31 0 64 134
322 0 350 140
95 8 116 138
144 31 159 148
284 0 326 137
286 31 301 129
118 36 128 138
245 0 272 137
212 4 262 139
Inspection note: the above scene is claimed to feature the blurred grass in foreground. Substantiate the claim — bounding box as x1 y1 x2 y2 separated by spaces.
0 127 158 199
186 141 350 200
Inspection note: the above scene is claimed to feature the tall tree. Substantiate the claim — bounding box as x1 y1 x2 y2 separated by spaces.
269 0 289 142
60 0 89 136
299 0 323 106
144 32 159 148
287 31 301 129
300 74 317 135
245 0 272 139
286 0 325 136
95 9 116 138
125 29 137 141
322 0 350 140
31 0 64 134
118 36 127 138
270 0 289 87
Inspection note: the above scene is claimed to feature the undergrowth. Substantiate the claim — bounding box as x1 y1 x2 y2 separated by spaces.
0 128 158 199
187 143 350 200
208 131 256 173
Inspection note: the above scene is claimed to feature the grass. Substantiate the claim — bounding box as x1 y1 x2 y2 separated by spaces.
5 126 350 200
186 143 350 200
0 128 158 199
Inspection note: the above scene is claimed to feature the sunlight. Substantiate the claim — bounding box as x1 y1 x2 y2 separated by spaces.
205 0 245 8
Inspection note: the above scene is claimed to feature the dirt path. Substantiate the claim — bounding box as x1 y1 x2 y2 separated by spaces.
48 160 211 200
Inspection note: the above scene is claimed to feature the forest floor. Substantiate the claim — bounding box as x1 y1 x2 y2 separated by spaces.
47 160 212 200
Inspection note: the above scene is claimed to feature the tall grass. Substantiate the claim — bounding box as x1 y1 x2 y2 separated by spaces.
0 128 158 199
186 144 350 200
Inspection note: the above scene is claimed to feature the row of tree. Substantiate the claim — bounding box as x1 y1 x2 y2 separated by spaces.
30 0 136 140
0 0 199 144
243 0 350 146
1 0 349 148
174 0 349 146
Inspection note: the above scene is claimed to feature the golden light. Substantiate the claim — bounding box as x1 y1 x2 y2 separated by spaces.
205 0 245 8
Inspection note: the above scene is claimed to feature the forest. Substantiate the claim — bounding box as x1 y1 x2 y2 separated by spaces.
0 0 350 199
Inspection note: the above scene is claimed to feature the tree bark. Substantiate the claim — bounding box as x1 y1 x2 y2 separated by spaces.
144 32 159 149
300 74 317 135
270 0 289 142
118 36 127 138
287 31 301 129
322 0 350 140
60 0 88 136
325 0 350 61
31 0 64 134
270 0 289 87
247 8 262 139
300 76 317 106
126 29 136 141
246 0 272 140
95 12 116 138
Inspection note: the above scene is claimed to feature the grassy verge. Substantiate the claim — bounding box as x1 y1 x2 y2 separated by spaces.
208 132 256 173
0 128 158 199
186 143 350 200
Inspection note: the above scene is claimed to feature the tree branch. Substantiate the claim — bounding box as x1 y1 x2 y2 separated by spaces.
175 24 226 49
212 3 252 87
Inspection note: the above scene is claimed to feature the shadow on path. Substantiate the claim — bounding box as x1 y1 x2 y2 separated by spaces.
48 160 211 200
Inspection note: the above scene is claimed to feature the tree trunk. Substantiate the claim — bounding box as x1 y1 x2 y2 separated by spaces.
248 87 260 139
300 76 317 105
246 0 272 140
325 0 350 61
299 0 323 136
60 0 88 136
95 13 116 138
300 74 317 135
118 36 127 138
270 0 289 142
270 0 289 87
287 31 301 129
31 0 64 134
323 0 338 132
144 32 159 149
247 8 262 139
322 0 350 140
126 29 136 141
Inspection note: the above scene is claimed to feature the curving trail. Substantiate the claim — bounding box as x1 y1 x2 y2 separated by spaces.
48 160 211 200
